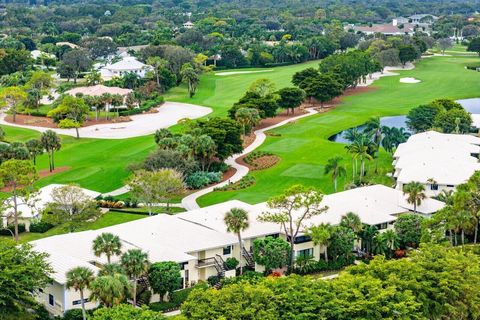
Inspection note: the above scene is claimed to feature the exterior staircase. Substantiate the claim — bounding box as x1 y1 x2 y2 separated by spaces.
242 247 255 268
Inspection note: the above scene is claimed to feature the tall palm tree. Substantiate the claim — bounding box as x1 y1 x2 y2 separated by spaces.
93 233 122 264
89 273 131 308
66 267 95 320
324 156 347 192
344 128 362 180
351 134 374 182
121 249 149 306
452 209 474 246
364 117 382 173
359 225 379 254
224 208 250 275
403 182 427 213
306 223 332 262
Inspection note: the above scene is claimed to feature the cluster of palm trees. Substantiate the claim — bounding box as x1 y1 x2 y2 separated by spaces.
306 212 401 262
426 172 480 246
66 232 149 320
336 117 410 187
82 93 135 121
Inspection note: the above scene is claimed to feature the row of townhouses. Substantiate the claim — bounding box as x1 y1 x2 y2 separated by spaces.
31 184 444 316
394 131 480 196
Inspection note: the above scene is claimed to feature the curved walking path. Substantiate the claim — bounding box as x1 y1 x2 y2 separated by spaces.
0 102 212 139
181 108 319 210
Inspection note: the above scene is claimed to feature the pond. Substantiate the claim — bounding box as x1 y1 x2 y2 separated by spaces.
329 98 480 143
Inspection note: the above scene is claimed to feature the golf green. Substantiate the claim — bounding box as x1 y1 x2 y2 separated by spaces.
197 55 480 206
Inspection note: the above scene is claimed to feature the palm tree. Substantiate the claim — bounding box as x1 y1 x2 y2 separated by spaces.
121 249 149 306
372 234 389 255
364 117 382 173
324 156 347 192
340 212 364 234
382 229 399 257
180 63 199 98
359 225 379 254
343 128 361 180
89 273 131 308
224 208 249 275
306 223 332 262
98 263 125 276
452 209 474 246
66 266 95 320
93 233 122 264
40 130 61 172
403 182 427 213
351 134 374 182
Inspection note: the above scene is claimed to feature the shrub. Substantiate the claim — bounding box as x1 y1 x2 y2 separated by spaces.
149 301 178 312
137 289 152 305
185 171 210 189
221 271 264 286
206 171 222 183
170 282 208 305
119 96 164 116
465 62 480 70
185 171 223 189
63 308 87 320
293 256 355 275
244 151 274 164
225 257 239 270
214 175 256 191
207 275 220 287
29 221 54 233
0 224 25 236
97 200 124 208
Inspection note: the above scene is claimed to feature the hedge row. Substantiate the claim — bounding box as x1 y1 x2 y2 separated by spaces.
0 224 25 236
118 96 165 116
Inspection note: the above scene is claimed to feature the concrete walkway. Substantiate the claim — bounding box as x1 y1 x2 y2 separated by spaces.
0 102 212 139
181 108 319 210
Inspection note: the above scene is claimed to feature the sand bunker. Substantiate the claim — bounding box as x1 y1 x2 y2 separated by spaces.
215 70 274 76
400 77 421 83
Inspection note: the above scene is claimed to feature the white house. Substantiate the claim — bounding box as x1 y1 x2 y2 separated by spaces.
1 184 100 232
393 131 480 196
99 56 152 81
183 21 194 29
31 185 443 315
31 50 55 60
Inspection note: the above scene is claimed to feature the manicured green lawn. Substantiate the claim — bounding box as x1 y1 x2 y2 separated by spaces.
164 60 321 117
1 61 321 193
0 211 147 243
0 125 157 193
197 55 480 206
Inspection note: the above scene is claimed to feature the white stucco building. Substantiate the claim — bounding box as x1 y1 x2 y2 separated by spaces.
99 56 152 81
393 131 480 196
31 185 443 316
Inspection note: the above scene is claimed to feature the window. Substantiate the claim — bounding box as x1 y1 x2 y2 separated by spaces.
447 184 455 188
73 298 88 306
375 223 388 230
430 184 438 191
223 246 232 255
296 248 313 258
179 262 188 270
48 294 54 306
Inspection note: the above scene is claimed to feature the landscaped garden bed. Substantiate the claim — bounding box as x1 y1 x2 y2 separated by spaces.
243 151 280 170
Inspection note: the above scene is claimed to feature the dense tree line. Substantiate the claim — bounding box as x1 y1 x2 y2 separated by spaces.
181 244 480 320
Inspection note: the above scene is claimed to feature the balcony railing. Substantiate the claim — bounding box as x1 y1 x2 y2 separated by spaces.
196 257 216 268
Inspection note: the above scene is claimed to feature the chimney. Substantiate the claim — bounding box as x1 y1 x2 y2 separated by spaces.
392 19 398 26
